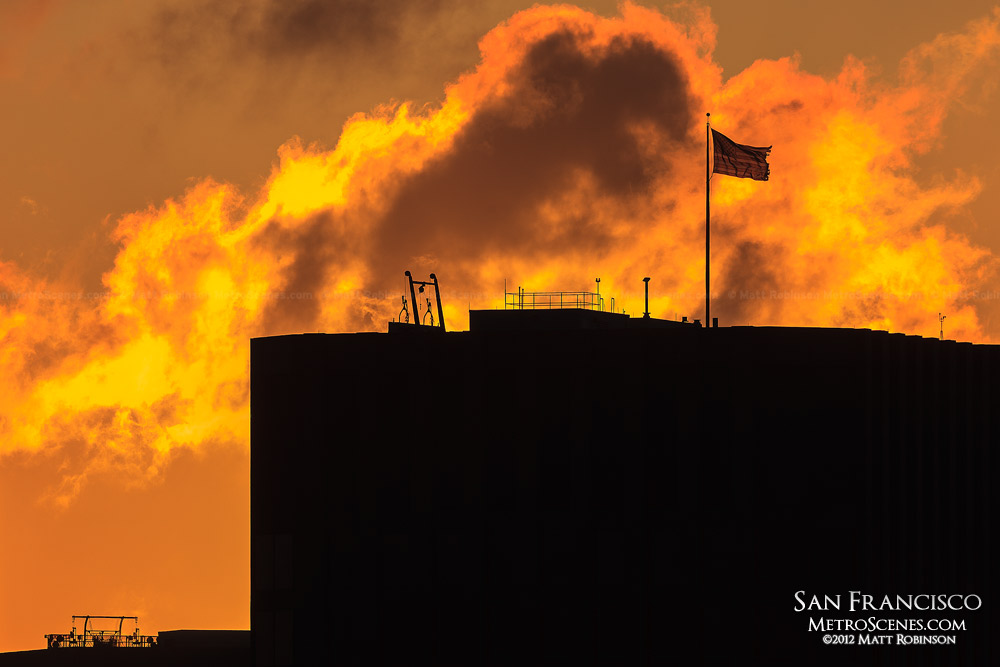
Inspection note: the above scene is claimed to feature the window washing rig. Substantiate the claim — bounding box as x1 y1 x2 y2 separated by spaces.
44 615 156 649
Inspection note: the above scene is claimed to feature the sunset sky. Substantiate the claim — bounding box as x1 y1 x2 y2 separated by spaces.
2 0 1000 652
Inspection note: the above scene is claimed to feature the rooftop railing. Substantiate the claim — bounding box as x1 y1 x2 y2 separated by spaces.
505 290 607 312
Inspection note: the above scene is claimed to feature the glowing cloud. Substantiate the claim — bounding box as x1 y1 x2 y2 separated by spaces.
1 3 998 498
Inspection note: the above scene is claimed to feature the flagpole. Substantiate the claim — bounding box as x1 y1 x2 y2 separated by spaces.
706 112 710 328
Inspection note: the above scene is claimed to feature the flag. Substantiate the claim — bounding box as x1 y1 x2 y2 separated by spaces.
711 129 771 181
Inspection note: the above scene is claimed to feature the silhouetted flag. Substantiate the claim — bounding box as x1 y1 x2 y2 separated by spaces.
712 129 771 180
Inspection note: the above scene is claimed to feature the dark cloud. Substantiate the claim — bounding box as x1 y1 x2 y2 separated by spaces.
364 30 694 289
144 0 454 74
716 241 782 323
253 216 327 334
256 0 444 58
253 209 372 334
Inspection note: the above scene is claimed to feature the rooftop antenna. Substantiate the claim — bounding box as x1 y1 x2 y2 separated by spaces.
939 313 946 340
595 278 601 311
642 277 650 318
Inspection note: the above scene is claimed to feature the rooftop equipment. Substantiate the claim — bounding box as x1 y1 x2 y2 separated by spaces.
45 615 156 649
404 271 446 331
643 277 650 318
504 288 606 311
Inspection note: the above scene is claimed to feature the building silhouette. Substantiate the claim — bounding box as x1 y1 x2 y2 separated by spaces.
251 309 997 666
0 630 249 666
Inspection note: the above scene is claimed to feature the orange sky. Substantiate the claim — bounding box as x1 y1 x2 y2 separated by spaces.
2 0 1000 652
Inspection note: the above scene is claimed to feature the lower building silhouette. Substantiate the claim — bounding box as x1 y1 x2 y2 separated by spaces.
251 310 997 666
0 630 249 666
